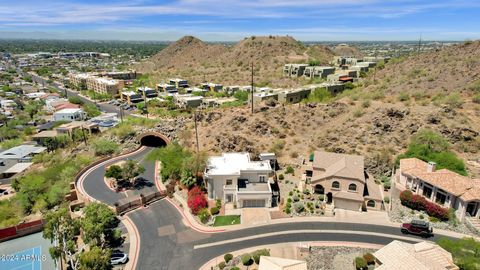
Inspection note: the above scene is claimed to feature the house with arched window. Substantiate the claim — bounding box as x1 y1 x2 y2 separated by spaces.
303 151 383 211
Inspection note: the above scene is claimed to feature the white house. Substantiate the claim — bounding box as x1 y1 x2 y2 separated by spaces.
204 153 274 208
53 108 87 122
398 158 480 222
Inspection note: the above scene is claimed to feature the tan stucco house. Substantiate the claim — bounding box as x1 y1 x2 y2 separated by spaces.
398 158 480 222
303 151 383 211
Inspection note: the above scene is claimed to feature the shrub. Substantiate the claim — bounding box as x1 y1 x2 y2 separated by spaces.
216 199 222 208
473 93 480 104
91 138 119 156
355 257 368 270
218 261 226 270
292 195 300 202
444 92 463 108
241 254 253 266
197 208 210 224
224 253 233 263
303 189 310 195
252 249 270 264
288 191 293 196
318 194 325 201
419 214 424 219
361 99 371 108
210 206 220 215
278 174 284 180
383 196 390 203
400 190 449 220
231 267 240 270
293 202 304 213
285 166 294 175
363 253 375 265
398 92 410 102
383 181 391 190
187 186 207 215
285 207 291 214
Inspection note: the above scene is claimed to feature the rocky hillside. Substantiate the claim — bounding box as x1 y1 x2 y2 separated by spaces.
333 44 364 58
135 35 334 87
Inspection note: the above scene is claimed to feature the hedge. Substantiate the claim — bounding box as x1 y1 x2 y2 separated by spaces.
399 190 450 220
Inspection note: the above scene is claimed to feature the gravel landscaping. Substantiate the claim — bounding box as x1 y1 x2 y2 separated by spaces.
283 188 327 216
305 246 377 270
389 199 479 236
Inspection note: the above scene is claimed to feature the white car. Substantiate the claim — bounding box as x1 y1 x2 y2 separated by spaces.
111 253 128 265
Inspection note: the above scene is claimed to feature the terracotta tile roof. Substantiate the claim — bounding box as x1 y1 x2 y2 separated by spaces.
400 158 480 202
332 190 364 202
312 151 364 182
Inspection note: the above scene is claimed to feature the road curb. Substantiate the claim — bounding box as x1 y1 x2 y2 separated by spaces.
122 216 140 270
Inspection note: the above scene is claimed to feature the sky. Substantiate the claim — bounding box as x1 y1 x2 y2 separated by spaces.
0 0 480 41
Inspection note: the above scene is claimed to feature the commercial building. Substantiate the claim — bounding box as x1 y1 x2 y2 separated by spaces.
303 151 383 211
397 158 480 222
53 108 87 122
86 76 124 96
204 153 275 208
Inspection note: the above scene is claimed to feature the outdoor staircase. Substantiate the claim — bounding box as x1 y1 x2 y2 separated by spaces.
324 204 335 217
465 215 480 234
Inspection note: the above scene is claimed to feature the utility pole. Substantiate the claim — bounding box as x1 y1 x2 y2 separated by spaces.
81 127 88 146
251 61 254 114
119 106 124 123
142 82 148 118
417 35 422 55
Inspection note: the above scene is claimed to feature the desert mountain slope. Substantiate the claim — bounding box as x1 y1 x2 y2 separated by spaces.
136 35 335 87
333 44 364 58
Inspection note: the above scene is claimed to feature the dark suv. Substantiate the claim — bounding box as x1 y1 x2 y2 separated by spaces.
401 219 433 237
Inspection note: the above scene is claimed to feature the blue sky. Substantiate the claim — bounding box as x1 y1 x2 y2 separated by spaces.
0 0 479 41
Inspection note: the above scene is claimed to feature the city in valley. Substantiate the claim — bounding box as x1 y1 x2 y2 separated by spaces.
0 1 479 270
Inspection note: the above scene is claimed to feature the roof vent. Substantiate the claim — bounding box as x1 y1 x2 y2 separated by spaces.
427 161 436 173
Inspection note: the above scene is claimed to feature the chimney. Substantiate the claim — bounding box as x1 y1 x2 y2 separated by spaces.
427 161 436 173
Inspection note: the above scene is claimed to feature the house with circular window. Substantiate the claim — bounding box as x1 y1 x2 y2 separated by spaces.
304 151 383 211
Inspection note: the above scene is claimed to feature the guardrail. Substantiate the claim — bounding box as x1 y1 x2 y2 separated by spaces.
114 190 166 215
0 219 44 243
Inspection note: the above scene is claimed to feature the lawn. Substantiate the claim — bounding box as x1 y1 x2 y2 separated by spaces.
213 215 241 227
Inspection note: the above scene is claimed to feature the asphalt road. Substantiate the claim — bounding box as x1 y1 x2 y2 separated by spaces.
78 146 460 270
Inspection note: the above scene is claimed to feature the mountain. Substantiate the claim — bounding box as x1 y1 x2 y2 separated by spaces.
135 35 335 87
333 44 364 58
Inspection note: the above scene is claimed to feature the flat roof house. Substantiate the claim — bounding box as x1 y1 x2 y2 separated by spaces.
156 83 177 94
0 145 46 161
278 88 311 104
169 78 188 88
398 158 480 222
303 66 336 79
173 95 203 109
303 151 383 211
204 153 274 208
137 87 157 98
373 240 458 270
121 91 143 105
283 64 308 77
53 108 87 122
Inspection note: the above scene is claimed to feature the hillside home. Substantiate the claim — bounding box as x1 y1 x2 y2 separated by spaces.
373 240 458 270
278 88 311 104
121 91 143 105
398 158 480 221
249 92 279 104
303 66 336 79
201 82 223 92
156 83 177 94
0 145 46 162
283 64 308 77
169 78 188 88
53 108 87 122
303 151 383 211
204 153 274 208
173 95 203 108
135 87 156 99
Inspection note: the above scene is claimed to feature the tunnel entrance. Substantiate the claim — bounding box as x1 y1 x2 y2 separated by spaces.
138 132 170 147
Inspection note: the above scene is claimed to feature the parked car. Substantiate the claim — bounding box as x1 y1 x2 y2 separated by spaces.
110 253 128 265
401 219 433 237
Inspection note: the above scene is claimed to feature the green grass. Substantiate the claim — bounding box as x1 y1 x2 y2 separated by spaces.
213 215 241 226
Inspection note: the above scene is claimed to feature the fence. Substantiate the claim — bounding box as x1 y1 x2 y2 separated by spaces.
114 190 166 215
0 219 44 243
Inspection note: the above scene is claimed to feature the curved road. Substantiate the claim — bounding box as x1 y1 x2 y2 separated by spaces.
79 147 458 270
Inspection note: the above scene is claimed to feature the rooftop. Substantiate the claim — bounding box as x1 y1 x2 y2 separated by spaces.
312 151 365 182
54 108 84 114
0 145 46 160
206 153 271 176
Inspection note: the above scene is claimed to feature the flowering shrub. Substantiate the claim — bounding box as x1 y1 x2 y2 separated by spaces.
399 190 450 221
187 186 207 215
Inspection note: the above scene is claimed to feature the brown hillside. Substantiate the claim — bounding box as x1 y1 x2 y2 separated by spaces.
135 35 335 87
365 41 480 96
333 44 364 58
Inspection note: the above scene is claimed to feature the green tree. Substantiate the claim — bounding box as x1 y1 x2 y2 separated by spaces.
121 160 145 186
147 142 191 181
81 203 121 248
105 165 123 181
437 237 480 270
91 138 119 156
24 100 43 119
79 246 112 270
83 103 101 118
43 207 81 270
180 170 196 188
68 96 84 105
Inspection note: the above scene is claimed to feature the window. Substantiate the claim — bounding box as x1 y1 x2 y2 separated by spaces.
226 179 232 186
435 192 447 205
259 175 266 183
348 183 357 192
367 200 376 207
332 181 340 189
422 185 433 199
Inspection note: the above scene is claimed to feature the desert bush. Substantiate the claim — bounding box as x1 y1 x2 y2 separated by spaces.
473 93 480 104
361 99 371 108
444 92 463 108
398 91 410 102
224 253 233 263
210 206 220 215
241 254 253 266
363 253 375 265
285 207 291 214
252 249 270 264
218 261 226 269
383 196 390 203
91 138 119 156
278 174 284 180
285 166 294 175
353 108 364 117
355 257 368 270
197 208 210 224
187 186 207 215
292 194 299 202
293 202 304 213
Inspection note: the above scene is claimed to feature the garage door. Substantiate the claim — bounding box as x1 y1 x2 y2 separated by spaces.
242 199 266 208
334 199 361 211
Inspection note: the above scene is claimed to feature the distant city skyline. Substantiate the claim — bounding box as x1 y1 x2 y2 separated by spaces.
0 0 479 41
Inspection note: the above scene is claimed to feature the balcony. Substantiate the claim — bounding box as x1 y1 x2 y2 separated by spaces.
237 179 271 193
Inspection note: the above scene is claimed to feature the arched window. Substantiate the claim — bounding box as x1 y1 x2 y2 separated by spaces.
367 200 375 207
348 183 357 191
332 181 340 189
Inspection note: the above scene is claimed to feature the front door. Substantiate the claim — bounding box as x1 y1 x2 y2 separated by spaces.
466 202 478 217
226 194 233 203
326 192 333 204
